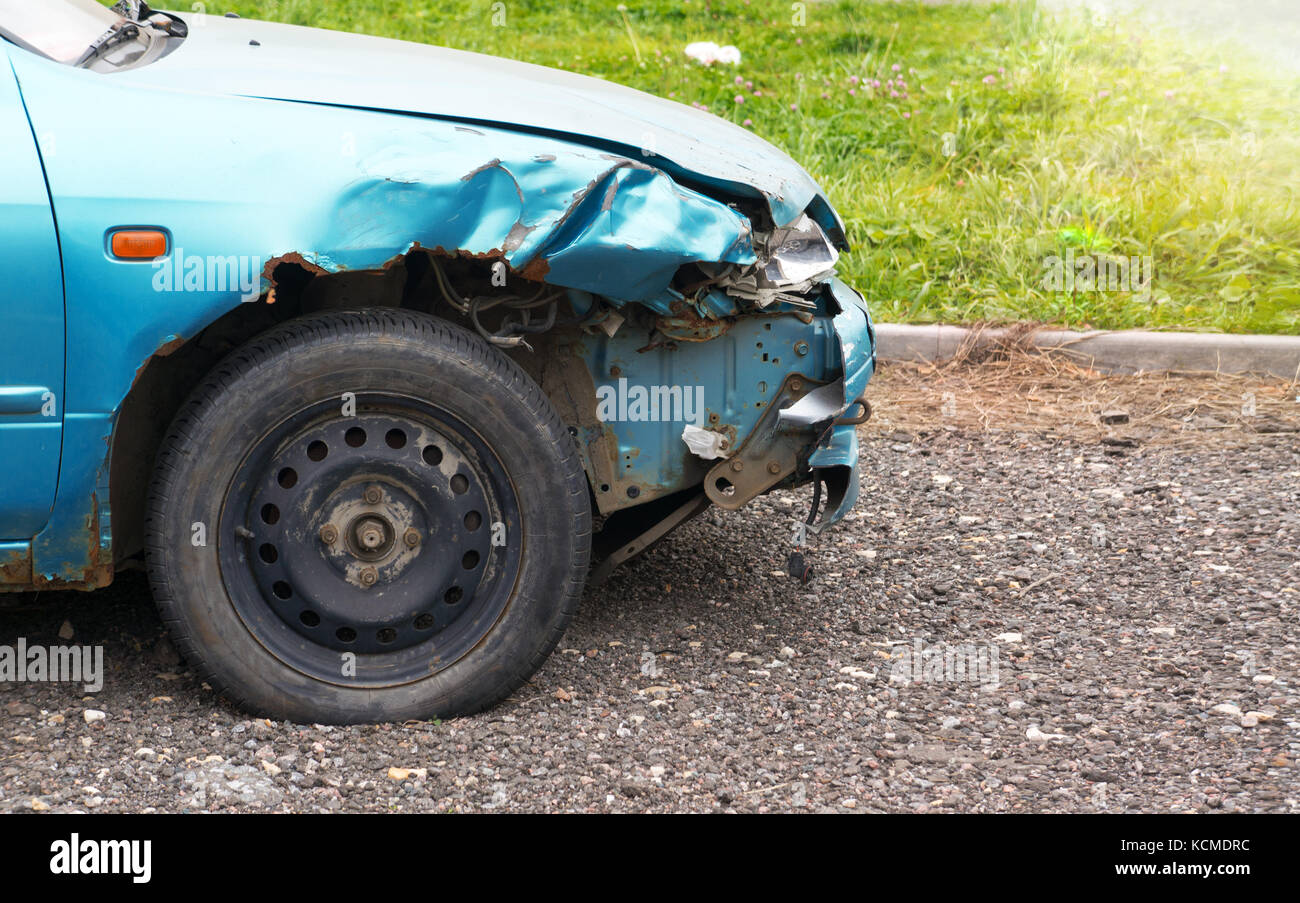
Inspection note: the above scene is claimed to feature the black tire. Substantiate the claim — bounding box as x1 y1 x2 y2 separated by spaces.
145 308 590 723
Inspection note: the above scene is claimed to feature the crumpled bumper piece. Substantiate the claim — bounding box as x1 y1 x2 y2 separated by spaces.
805 277 875 529
808 425 861 529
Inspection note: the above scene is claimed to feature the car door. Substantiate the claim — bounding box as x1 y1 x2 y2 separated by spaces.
0 47 64 540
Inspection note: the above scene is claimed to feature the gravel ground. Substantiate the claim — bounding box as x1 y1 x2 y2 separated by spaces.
2 367 1297 813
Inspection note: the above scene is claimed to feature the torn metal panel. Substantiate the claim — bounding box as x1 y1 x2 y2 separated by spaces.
777 379 849 429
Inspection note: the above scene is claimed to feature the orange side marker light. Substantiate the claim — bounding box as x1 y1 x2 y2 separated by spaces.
110 230 168 259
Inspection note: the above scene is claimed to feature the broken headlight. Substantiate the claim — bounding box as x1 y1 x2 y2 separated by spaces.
707 213 839 309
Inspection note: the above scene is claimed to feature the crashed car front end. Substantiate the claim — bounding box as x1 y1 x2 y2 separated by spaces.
4 14 874 589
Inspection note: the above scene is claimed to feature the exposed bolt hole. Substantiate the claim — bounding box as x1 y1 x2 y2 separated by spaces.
345 427 366 448
715 477 736 497
422 445 443 466
449 474 469 495
277 467 298 489
307 440 328 462
376 628 397 645
299 610 320 627
444 586 464 605
260 503 280 525
385 428 407 450
258 543 278 564
272 581 293 600
414 613 435 631
335 627 356 643
464 510 482 531
462 550 480 570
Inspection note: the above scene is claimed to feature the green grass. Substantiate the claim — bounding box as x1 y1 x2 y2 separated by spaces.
138 1 1300 333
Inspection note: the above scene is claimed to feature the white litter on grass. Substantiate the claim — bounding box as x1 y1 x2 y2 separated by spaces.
682 424 729 459
684 41 741 66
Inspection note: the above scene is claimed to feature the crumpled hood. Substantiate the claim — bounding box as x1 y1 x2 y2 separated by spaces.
123 13 825 226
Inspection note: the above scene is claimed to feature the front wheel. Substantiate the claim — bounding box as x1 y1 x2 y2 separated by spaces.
146 309 591 723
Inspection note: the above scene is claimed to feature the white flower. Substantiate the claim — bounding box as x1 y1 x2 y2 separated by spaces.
684 41 741 66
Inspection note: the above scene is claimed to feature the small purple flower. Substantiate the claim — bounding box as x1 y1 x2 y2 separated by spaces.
743 118 753 127
891 63 901 72
734 75 745 85
734 94 745 104
1098 89 1111 98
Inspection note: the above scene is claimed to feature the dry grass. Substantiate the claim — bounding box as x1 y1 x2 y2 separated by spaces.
864 346 1300 446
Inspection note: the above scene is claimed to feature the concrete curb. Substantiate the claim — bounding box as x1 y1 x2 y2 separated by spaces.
874 324 1300 381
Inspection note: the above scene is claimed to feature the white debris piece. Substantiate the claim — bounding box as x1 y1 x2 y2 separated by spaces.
682 424 729 460
684 42 741 66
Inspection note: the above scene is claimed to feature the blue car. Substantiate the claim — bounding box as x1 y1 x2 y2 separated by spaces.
0 1 874 722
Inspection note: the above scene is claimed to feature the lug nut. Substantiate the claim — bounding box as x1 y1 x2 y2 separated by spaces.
319 524 338 545
359 566 378 587
363 484 384 505
767 461 781 475
794 341 810 356
403 528 420 549
730 460 744 472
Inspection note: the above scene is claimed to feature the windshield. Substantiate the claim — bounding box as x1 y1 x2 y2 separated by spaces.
0 0 122 64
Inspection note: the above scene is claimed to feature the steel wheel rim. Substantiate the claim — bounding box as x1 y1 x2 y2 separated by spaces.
217 392 521 688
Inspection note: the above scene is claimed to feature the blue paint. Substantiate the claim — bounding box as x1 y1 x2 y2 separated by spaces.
0 54 63 541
